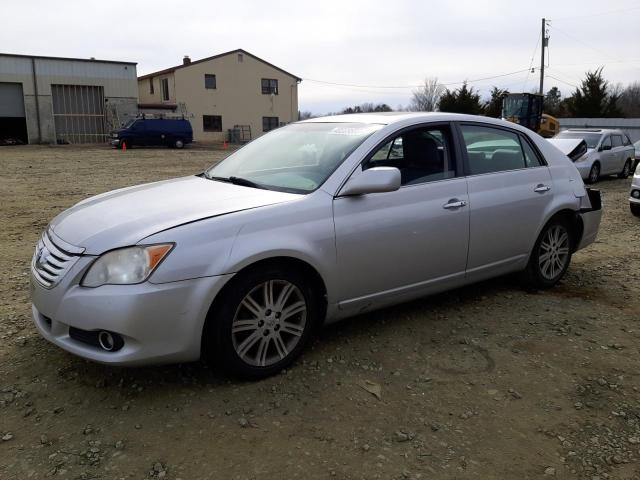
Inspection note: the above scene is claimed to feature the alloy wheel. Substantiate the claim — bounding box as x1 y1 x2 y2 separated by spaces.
538 225 570 281
231 280 307 367
589 164 599 183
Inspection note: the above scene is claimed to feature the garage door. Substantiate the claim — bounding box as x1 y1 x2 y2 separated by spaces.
51 85 106 144
0 82 28 144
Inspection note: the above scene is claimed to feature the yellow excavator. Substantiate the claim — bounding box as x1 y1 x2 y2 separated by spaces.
502 93 560 138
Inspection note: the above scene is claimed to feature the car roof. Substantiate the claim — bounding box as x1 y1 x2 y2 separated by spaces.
562 128 622 134
299 112 520 127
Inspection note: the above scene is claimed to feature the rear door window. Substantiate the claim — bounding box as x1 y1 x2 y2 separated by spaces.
611 135 623 148
460 125 541 175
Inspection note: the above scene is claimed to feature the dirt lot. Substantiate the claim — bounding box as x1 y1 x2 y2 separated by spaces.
0 145 639 480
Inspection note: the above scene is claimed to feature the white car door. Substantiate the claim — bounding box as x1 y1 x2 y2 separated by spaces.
333 123 469 313
458 123 554 282
598 135 617 174
611 134 625 172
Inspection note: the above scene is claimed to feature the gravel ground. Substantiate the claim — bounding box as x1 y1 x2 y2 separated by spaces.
0 145 639 480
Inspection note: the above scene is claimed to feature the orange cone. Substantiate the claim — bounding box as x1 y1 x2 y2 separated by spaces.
122 141 127 152
223 140 228 150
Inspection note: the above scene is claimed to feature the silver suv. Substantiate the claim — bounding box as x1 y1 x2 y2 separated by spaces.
552 129 635 183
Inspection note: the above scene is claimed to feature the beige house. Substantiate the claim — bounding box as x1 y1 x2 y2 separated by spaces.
137 49 300 143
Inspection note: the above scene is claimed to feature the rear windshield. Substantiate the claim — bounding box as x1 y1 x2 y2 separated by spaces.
555 131 601 149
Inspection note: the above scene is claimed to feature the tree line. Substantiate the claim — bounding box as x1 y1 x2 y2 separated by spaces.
299 68 640 119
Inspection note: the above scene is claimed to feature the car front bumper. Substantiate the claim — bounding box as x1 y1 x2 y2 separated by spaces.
110 138 120 147
630 175 640 205
31 262 233 366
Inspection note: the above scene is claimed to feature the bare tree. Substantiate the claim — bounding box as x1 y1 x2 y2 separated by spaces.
620 81 640 117
298 110 314 120
410 77 445 112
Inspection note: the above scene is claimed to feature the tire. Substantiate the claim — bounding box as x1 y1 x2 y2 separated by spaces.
587 163 600 184
174 139 184 149
631 203 640 217
521 219 573 289
618 159 632 179
203 265 320 379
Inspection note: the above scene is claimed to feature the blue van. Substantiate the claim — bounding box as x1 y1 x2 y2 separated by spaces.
111 118 193 149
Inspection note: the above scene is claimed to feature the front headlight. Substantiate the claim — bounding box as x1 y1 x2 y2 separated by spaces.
81 244 173 287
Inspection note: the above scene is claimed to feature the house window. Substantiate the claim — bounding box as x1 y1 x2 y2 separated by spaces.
204 74 216 89
203 115 222 132
149 78 154 94
262 116 279 132
161 78 169 101
261 78 278 95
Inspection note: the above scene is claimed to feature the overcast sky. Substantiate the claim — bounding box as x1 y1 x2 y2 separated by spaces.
2 0 639 113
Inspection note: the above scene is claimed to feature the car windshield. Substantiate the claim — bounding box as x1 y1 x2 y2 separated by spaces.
502 96 527 118
122 119 137 129
204 122 383 193
555 131 601 149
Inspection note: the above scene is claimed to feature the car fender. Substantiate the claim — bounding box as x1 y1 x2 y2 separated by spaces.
221 193 337 300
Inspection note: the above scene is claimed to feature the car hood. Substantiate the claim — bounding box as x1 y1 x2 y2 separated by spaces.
548 138 589 161
50 176 301 254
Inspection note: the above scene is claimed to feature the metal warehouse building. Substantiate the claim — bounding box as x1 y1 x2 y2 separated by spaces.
0 53 138 144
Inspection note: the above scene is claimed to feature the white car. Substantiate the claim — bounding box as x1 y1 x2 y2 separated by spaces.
550 129 635 183
630 168 640 216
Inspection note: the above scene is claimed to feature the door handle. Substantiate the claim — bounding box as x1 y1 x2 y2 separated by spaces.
534 184 551 193
443 199 467 209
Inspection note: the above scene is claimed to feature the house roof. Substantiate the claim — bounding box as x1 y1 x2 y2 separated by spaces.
137 49 301 82
0 52 136 66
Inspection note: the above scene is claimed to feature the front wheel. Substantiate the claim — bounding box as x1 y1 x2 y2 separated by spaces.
204 266 320 378
522 220 573 289
631 203 640 217
587 163 600 184
618 160 632 179
174 139 184 149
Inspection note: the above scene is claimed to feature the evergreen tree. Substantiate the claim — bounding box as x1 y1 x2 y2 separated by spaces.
566 68 622 117
439 82 484 115
484 87 509 118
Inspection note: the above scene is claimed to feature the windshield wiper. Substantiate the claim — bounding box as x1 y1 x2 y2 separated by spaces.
229 176 267 189
205 174 267 190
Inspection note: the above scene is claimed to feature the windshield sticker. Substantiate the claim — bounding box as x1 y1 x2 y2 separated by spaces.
328 125 381 136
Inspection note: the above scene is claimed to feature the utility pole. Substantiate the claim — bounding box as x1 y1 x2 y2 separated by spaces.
539 18 549 95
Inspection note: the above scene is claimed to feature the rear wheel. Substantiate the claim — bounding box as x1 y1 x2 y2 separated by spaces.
618 159 632 179
587 163 600 184
203 265 320 378
522 219 573 289
174 139 184 149
631 203 640 217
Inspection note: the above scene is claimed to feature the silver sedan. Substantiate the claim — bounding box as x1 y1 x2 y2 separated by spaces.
31 113 602 378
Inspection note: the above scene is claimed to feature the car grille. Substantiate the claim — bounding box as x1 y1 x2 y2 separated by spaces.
32 232 81 288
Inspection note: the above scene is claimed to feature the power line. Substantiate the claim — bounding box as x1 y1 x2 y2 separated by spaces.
545 74 578 89
302 68 532 91
548 24 623 62
553 5 640 21
522 31 541 91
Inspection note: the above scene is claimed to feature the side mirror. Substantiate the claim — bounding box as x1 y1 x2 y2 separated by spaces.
339 167 401 196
